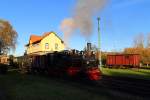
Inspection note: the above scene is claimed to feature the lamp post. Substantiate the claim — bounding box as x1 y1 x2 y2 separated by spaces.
97 17 101 68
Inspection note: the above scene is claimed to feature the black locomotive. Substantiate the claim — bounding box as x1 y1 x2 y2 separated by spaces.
19 43 101 81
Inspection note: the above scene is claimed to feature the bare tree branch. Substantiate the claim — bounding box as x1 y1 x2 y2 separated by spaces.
147 33 150 48
0 19 18 54
133 33 144 48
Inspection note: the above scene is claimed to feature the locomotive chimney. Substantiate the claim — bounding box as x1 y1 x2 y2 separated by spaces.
72 49 76 54
87 43 92 51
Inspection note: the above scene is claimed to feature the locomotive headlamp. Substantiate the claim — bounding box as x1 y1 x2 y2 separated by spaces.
86 61 90 64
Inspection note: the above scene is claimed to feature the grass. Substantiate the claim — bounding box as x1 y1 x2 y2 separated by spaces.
101 67 150 80
0 70 146 100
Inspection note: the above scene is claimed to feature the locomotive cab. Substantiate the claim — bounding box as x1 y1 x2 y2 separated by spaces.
67 49 82 77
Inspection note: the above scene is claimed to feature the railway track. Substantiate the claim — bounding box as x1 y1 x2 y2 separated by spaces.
97 75 150 97
46 75 150 99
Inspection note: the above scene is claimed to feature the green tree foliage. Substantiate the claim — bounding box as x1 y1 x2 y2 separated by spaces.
0 19 18 54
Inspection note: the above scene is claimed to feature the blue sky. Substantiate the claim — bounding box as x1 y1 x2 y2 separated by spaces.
0 0 150 56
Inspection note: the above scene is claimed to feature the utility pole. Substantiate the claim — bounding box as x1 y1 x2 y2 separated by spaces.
97 17 101 68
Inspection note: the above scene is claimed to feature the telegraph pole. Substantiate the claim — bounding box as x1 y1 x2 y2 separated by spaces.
97 17 101 68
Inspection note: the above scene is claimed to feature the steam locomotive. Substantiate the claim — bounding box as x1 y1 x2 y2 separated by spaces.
20 43 101 81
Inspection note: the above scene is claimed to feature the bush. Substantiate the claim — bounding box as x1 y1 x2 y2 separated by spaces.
0 63 8 74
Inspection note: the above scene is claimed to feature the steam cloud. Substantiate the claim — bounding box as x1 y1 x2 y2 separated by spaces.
60 0 107 47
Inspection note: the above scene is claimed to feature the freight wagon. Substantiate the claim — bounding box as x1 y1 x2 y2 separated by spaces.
106 54 140 68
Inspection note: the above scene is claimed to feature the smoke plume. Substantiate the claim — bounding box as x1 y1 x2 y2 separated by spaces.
60 0 107 47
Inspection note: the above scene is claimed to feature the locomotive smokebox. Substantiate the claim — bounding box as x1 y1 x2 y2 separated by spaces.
87 43 92 51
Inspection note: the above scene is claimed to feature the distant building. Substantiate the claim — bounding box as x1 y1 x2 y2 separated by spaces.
25 32 65 55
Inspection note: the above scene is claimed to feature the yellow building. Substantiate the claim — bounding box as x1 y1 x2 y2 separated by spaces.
26 32 65 55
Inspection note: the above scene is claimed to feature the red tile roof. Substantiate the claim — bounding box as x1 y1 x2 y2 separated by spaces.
42 32 51 38
30 35 42 44
26 32 51 46
26 32 63 46
31 32 52 44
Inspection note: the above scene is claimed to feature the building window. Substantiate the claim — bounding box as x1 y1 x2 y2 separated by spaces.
45 43 49 49
55 43 58 50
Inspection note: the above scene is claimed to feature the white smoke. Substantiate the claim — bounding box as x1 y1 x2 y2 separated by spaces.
60 0 107 47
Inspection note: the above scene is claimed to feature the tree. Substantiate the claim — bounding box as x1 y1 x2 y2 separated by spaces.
123 33 150 65
101 52 107 65
0 19 17 54
146 33 150 48
133 33 144 48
